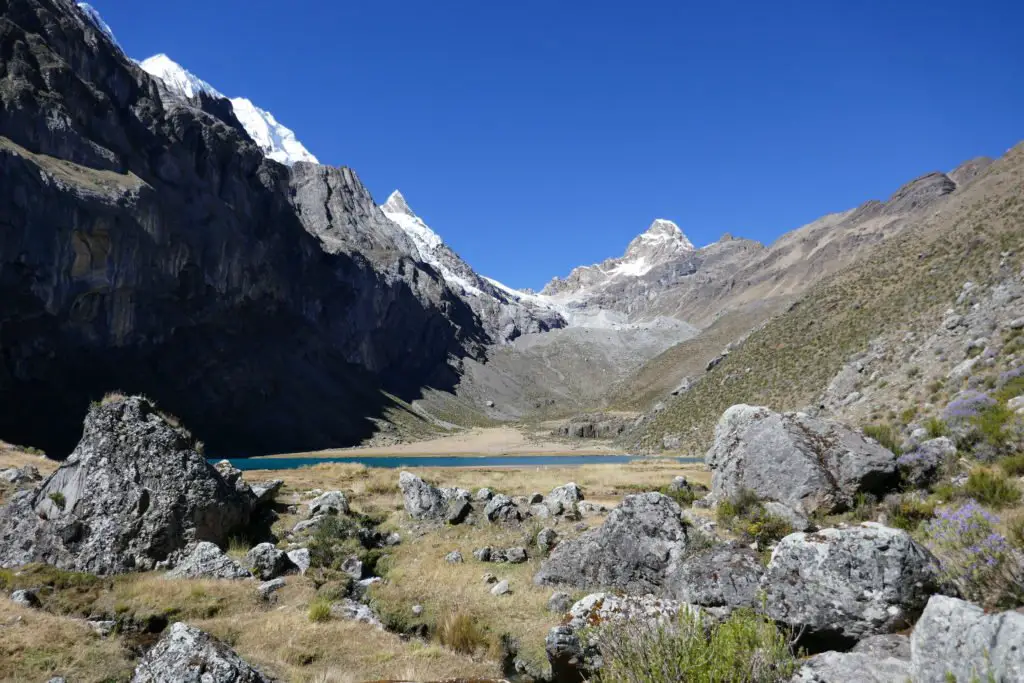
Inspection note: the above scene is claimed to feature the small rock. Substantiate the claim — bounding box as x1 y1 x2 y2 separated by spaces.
257 578 286 600
1008 395 1024 414
291 516 326 535
547 483 584 507
250 479 283 504
482 573 497 584
445 497 471 524
503 547 528 564
244 543 292 580
385 532 401 546
286 548 311 575
486 400 495 407
445 550 464 564
331 598 384 629
1008 317 1024 330
341 556 364 580
668 476 691 492
473 547 492 562
308 490 349 516
10 589 40 608
944 314 965 330
548 591 573 613
537 527 559 554
412 604 424 616
490 580 511 596
166 541 250 580
475 488 494 501
88 619 117 637
528 492 544 504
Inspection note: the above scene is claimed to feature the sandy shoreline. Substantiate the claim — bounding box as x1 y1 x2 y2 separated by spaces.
258 425 626 459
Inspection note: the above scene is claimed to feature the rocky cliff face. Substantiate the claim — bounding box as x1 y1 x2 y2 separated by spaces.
380 191 566 342
0 0 489 455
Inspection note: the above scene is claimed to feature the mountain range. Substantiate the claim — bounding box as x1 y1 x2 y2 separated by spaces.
0 0 1018 459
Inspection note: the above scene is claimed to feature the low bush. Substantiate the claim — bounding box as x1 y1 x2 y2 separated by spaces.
589 607 797 683
436 611 490 656
882 495 935 531
716 490 792 546
924 416 949 438
862 423 903 455
922 501 1024 609
307 598 332 623
999 453 1024 477
963 468 1021 508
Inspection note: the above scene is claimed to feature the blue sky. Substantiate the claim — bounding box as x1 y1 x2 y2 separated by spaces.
93 1 1024 290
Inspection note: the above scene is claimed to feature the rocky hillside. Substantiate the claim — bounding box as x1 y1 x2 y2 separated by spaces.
626 143 1022 453
0 0 498 456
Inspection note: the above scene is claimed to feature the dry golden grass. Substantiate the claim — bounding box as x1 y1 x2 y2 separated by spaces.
193 604 496 682
0 444 58 473
0 459 706 682
0 599 134 682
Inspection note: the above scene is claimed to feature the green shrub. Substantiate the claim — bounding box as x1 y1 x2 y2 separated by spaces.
922 502 1024 610
925 416 949 438
307 598 332 623
590 607 797 683
436 611 490 655
883 496 936 531
716 490 793 546
963 468 1021 508
863 423 903 455
1005 510 1024 550
999 454 1024 477
48 492 66 510
900 406 918 424
971 405 1017 454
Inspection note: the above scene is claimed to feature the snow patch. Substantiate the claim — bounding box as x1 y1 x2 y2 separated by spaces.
77 3 119 47
137 53 317 166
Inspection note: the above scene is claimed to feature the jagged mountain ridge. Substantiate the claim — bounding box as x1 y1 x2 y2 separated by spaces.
0 0 500 455
380 190 566 342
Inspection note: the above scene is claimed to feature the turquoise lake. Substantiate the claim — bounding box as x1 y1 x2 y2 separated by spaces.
219 454 700 471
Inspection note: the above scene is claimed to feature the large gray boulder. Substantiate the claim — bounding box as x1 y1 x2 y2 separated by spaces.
130 622 272 682
484 494 525 525
398 472 472 523
765 523 941 647
910 595 1024 682
706 405 899 516
398 472 446 520
534 493 691 594
165 542 250 580
664 542 763 610
790 651 910 683
0 397 253 574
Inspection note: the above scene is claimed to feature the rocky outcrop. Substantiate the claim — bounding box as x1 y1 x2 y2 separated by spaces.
130 622 272 682
790 651 910 683
0 396 253 573
244 543 292 580
534 493 691 593
165 542 250 580
910 595 1024 682
706 405 899 517
764 523 941 649
897 437 956 488
664 542 763 610
546 592 698 683
555 415 629 439
0 0 488 457
398 471 475 524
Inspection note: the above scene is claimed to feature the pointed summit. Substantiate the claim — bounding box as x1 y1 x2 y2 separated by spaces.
139 54 222 99
622 218 695 264
382 190 414 217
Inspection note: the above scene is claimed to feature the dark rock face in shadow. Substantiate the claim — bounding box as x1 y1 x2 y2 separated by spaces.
0 0 488 456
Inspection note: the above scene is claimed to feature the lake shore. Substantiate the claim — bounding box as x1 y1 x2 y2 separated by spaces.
258 425 625 459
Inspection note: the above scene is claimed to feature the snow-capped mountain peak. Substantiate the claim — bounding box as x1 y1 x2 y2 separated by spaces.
139 54 221 100
136 54 318 166
381 190 444 258
228 97 319 165
77 3 119 47
382 190 415 218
